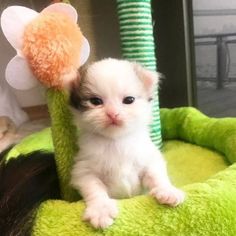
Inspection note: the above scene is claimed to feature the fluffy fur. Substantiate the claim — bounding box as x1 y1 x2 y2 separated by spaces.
0 150 60 236
70 58 185 229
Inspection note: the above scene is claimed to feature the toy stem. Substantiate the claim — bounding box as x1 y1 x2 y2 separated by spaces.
47 88 79 201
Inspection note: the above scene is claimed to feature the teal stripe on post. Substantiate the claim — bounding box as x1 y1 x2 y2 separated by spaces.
116 0 162 148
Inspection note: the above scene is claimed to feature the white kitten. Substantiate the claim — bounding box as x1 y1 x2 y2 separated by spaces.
70 58 185 229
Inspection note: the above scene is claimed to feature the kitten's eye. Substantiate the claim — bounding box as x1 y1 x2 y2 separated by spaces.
89 97 103 106
123 96 135 104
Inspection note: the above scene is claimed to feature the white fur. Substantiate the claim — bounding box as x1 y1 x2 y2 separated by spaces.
70 58 185 229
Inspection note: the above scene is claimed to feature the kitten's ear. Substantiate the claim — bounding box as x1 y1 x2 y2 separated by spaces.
132 63 159 97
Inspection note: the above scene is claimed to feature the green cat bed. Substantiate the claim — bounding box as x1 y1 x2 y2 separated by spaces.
6 107 236 235
1 1 236 235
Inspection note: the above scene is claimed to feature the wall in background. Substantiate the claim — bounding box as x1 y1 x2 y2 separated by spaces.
72 0 122 62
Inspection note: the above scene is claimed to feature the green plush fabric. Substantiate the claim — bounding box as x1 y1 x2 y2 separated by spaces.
5 128 53 161
46 89 79 201
163 140 228 187
161 107 236 164
33 139 235 236
5 107 236 235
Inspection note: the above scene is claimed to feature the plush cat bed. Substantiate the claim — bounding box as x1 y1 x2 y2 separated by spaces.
4 107 236 235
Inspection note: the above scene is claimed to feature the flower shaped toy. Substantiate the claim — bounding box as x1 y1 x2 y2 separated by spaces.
1 3 90 90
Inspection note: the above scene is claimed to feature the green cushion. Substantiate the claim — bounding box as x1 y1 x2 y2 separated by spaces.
6 107 236 235
163 140 228 187
6 128 53 161
33 139 235 236
161 107 236 164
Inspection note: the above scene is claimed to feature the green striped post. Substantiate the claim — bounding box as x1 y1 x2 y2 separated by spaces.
116 0 162 148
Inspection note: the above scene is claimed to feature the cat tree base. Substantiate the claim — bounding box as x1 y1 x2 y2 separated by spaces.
5 107 236 235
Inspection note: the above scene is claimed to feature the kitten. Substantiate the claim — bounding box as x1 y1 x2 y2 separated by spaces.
70 58 185 229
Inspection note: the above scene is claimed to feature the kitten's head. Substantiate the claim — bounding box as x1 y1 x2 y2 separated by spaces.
70 58 159 138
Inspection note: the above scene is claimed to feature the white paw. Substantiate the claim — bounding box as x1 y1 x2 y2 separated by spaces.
150 186 185 207
83 199 118 229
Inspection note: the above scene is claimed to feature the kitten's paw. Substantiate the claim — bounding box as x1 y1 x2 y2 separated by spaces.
150 186 185 207
83 199 118 229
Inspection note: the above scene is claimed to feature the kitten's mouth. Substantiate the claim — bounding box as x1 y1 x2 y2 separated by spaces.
106 119 123 127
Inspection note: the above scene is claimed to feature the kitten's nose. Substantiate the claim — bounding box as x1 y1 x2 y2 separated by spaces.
107 112 119 121
106 112 120 124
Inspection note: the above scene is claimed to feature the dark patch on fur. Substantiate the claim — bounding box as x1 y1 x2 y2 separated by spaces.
0 150 60 236
69 81 88 111
69 69 93 112
70 82 82 110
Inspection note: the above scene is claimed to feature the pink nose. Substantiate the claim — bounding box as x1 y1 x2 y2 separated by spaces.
107 112 119 120
106 112 120 124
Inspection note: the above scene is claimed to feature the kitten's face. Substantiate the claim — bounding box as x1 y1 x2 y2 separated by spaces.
70 59 158 138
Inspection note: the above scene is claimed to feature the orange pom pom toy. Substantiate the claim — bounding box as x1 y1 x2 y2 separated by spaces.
1 3 90 90
23 12 83 88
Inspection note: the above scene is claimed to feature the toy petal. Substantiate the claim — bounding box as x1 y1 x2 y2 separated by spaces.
5 56 38 90
1 6 38 50
42 3 78 23
80 37 90 66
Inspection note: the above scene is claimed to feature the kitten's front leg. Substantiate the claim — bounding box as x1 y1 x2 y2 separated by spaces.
71 174 118 229
142 154 185 207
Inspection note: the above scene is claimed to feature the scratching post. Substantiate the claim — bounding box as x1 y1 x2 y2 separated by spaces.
116 0 162 148
47 89 79 201
44 0 80 202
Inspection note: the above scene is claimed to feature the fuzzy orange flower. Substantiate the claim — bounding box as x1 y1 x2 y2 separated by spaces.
1 3 90 90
